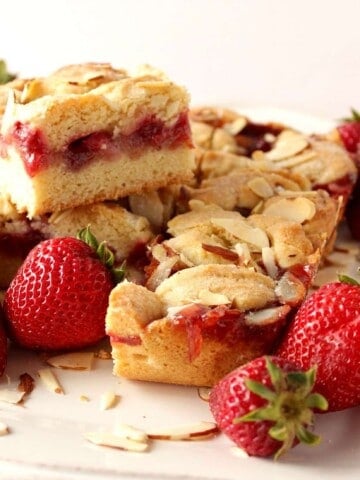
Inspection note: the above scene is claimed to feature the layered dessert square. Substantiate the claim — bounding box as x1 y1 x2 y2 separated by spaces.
106 190 341 387
0 63 195 217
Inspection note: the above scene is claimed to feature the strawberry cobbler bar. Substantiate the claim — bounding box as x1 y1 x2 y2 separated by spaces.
0 63 194 217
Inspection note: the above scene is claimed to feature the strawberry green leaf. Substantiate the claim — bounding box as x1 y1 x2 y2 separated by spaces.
97 241 115 268
305 393 329 411
341 108 360 123
295 424 321 445
0 60 16 84
243 379 276 402
265 357 284 393
112 260 126 283
338 274 360 285
77 225 99 251
77 225 126 285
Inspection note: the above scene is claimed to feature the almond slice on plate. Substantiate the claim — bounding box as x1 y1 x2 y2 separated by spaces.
197 387 212 402
38 368 64 394
0 389 26 404
113 423 148 443
146 421 218 441
46 352 94 370
0 421 9 436
84 431 148 452
99 391 119 410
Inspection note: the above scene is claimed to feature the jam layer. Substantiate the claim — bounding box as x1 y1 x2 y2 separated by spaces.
0 112 192 177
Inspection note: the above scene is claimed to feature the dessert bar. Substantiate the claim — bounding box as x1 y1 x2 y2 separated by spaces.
0 63 195 217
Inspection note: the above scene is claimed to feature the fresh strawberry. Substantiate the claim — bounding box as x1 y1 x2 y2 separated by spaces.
209 355 327 458
3 227 125 351
0 304 8 376
337 108 360 154
277 277 360 412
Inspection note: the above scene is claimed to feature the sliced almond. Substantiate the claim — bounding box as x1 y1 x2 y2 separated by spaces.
0 422 9 436
211 217 269 251
265 130 309 161
46 352 94 370
262 197 316 224
245 305 291 326
262 247 278 279
231 446 249 458
224 117 247 135
0 389 26 404
197 289 230 306
197 387 212 402
275 272 307 306
234 243 252 265
211 128 237 151
113 423 148 443
99 391 119 410
247 177 274 198
146 421 218 441
84 431 148 452
80 395 90 403
191 121 214 148
275 150 316 169
276 189 319 198
38 368 64 394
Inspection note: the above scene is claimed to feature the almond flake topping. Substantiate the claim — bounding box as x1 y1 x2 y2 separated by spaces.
275 150 317 168
146 421 218 441
245 305 291 326
46 352 94 370
264 130 309 161
262 247 278 279
262 197 316 224
247 177 274 198
84 431 149 452
38 368 64 394
275 272 307 306
224 117 247 135
211 217 269 251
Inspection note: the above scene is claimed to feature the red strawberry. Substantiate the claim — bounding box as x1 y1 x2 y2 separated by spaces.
337 109 360 154
4 227 125 351
209 355 327 458
0 304 8 376
276 278 360 412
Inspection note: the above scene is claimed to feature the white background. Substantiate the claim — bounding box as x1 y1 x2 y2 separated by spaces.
1 0 360 123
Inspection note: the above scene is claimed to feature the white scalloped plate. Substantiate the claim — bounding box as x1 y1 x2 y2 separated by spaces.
0 108 359 480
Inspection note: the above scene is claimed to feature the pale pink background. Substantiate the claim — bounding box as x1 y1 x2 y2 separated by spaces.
1 0 359 120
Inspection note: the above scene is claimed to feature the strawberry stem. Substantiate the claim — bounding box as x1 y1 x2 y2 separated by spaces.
77 225 126 284
234 357 328 459
338 273 359 286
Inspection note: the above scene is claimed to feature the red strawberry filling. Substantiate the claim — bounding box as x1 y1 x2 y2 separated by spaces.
0 112 192 177
172 303 289 362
